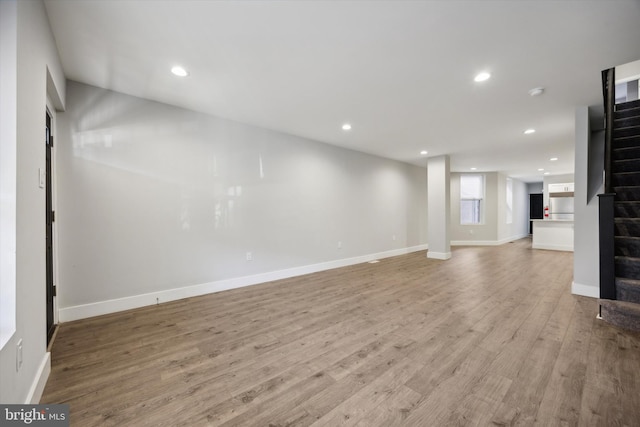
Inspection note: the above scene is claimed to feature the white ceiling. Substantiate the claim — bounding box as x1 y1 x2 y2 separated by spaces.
44 0 640 182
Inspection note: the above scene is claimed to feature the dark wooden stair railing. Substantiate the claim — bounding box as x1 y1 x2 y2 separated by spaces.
599 68 616 306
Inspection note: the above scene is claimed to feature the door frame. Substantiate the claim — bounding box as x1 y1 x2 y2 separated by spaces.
45 100 59 344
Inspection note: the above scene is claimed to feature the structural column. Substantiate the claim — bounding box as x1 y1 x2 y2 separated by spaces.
427 155 451 260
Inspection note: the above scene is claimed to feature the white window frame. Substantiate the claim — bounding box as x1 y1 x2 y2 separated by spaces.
460 174 484 225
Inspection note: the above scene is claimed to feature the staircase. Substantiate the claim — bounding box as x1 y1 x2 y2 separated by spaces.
600 98 640 331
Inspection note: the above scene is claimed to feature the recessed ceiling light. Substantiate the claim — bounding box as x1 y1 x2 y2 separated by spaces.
470 167 477 170
342 123 352 131
524 129 536 135
420 150 428 155
528 87 545 97
171 66 189 77
550 157 558 161
544 172 550 175
538 168 544 171
474 72 491 82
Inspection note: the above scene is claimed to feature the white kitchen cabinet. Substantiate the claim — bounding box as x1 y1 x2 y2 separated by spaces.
548 182 574 193
532 219 574 251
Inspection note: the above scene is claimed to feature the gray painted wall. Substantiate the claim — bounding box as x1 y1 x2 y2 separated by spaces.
450 172 528 244
450 172 498 242
617 59 640 83
587 104 605 203
588 130 605 202
55 81 428 313
573 106 600 297
0 0 66 404
0 0 18 351
497 173 529 242
527 183 543 194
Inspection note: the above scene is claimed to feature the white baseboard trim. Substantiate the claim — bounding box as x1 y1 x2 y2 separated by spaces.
452 234 528 247
532 243 574 252
59 244 429 322
427 251 451 260
498 234 529 245
572 282 599 298
27 352 50 404
451 240 497 246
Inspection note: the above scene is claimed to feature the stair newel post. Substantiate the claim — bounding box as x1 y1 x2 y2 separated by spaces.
599 194 616 301
603 68 615 193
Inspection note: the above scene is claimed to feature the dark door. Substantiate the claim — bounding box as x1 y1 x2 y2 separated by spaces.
529 193 543 234
45 111 55 344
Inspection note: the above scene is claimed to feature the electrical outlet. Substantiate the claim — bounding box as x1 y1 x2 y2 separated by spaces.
246 252 252 261
392 235 396 241
16 339 23 371
469 229 474 234
337 241 342 249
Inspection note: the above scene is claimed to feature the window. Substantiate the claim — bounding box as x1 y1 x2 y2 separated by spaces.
506 178 513 224
460 174 484 224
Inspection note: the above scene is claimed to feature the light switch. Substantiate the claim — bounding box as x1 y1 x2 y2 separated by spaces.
16 339 23 371
38 168 45 188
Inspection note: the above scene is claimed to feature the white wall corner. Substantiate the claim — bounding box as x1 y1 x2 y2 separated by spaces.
27 352 51 404
427 251 452 260
571 282 599 299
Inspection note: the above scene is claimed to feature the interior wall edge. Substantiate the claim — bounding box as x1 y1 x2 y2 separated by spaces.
426 251 451 260
26 352 50 404
58 243 429 323
571 281 599 299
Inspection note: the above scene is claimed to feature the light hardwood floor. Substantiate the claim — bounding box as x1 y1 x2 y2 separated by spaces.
42 239 640 426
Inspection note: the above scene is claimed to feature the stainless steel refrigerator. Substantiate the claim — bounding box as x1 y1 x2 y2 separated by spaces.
549 196 574 220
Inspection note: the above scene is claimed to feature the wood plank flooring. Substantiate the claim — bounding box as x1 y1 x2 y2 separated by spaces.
41 239 640 426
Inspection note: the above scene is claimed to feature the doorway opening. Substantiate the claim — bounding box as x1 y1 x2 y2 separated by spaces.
45 110 56 345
